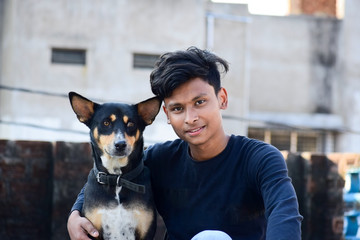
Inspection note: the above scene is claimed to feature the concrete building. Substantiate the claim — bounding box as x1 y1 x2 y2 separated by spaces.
0 0 359 152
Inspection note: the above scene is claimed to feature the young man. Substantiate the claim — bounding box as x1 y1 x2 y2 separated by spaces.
68 47 302 240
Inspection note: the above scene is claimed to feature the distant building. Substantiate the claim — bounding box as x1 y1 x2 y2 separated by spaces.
0 0 359 153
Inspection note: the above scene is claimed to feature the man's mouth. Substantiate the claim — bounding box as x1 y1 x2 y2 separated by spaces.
186 126 204 136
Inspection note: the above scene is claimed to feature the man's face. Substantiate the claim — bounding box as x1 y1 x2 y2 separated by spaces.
163 77 228 147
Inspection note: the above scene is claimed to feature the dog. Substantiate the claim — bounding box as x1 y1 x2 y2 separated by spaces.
69 92 161 240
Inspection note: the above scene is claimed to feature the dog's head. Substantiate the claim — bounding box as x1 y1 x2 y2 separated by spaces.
69 92 161 174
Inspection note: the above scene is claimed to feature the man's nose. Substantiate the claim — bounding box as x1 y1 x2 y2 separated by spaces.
185 107 199 124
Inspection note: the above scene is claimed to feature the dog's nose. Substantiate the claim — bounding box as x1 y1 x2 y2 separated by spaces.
114 140 127 152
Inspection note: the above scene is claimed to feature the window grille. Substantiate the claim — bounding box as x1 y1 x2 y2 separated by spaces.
51 48 86 65
297 133 318 152
247 127 320 152
248 128 265 141
133 53 160 69
271 130 291 151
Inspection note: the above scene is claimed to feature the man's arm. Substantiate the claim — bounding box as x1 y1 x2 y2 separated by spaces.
67 185 99 240
255 147 303 240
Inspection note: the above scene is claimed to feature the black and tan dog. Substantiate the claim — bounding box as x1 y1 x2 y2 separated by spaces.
69 92 161 240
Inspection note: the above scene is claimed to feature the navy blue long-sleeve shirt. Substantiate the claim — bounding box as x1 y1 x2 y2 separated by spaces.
72 135 302 239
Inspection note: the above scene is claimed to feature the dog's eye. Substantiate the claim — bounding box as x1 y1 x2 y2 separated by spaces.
127 122 135 128
103 120 111 127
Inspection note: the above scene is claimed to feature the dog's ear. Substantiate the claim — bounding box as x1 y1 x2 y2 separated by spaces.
69 92 99 126
136 97 162 126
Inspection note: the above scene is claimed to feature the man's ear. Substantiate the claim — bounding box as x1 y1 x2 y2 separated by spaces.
68 92 98 127
218 87 228 109
137 97 162 125
162 105 171 124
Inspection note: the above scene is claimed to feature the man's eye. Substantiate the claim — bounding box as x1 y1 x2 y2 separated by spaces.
171 107 183 112
196 99 206 105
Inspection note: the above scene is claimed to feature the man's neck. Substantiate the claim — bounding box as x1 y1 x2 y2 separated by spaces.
189 134 230 161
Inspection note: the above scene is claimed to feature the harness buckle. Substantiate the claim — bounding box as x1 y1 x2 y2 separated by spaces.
96 171 107 184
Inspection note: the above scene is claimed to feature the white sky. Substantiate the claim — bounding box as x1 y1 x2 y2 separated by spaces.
211 0 290 16
212 0 344 18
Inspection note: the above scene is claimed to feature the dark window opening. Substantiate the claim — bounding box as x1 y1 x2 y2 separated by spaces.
271 130 291 151
297 134 317 152
133 53 160 69
248 128 265 141
51 48 86 65
247 127 320 152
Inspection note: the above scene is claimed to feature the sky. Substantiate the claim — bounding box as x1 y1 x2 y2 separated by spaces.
212 0 290 16
212 0 344 18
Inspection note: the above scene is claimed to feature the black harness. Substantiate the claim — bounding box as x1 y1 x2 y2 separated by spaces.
93 161 146 194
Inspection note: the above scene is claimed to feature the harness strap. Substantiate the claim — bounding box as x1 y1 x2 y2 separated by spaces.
93 161 146 194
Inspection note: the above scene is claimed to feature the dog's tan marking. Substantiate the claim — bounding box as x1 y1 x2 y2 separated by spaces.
116 157 128 168
125 133 137 148
123 115 129 124
131 205 153 239
99 132 115 148
93 127 99 140
84 208 103 230
136 129 140 141
110 114 116 122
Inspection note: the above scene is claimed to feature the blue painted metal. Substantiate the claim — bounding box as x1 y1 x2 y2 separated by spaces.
344 169 360 240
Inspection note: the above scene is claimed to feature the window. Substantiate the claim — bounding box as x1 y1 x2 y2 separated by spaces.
133 53 160 69
297 133 318 152
248 127 321 152
271 130 291 151
248 128 265 141
51 48 86 65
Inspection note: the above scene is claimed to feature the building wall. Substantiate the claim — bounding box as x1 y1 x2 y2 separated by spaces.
0 0 4 82
249 14 343 115
0 0 208 143
0 0 250 143
0 0 359 152
337 0 360 152
249 15 313 113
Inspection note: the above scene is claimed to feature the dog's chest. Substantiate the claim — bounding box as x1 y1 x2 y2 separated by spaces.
99 205 137 240
85 200 153 240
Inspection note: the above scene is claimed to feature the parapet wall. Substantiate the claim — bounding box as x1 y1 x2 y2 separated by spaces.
1 140 357 239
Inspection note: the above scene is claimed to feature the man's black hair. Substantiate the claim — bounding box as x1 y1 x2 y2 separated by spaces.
150 47 229 100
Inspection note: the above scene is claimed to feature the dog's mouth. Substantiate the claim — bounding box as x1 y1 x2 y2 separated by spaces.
105 148 130 159
103 140 131 158
101 150 130 174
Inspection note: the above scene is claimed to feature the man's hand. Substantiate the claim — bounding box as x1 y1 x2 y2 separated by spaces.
67 210 99 240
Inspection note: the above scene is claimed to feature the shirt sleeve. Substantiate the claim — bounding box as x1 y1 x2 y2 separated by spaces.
70 184 86 214
252 144 303 240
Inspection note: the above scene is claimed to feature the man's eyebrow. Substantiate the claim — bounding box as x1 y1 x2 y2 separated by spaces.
192 93 208 101
165 101 183 109
166 93 208 108
166 102 181 108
